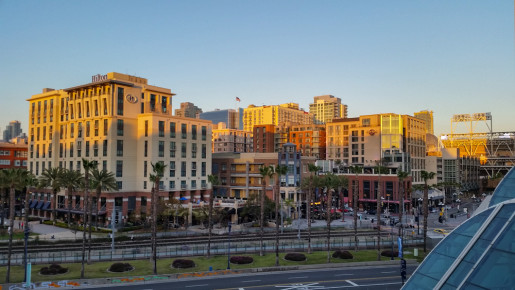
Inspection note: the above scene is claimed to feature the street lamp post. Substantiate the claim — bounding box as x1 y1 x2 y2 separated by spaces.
227 222 232 270
23 223 29 282
297 200 301 240
417 198 423 235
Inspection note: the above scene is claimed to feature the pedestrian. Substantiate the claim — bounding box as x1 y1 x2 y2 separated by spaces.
131 234 134 241
21 222 24 229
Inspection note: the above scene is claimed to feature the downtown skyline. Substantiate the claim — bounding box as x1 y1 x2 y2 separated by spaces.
0 0 513 137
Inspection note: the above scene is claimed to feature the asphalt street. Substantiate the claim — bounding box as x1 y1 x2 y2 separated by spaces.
84 264 416 290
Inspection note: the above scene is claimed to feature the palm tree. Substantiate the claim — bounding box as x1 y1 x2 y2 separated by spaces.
273 165 288 266
61 169 83 227
23 172 37 282
258 165 273 256
2 168 29 283
207 174 220 258
39 167 65 223
421 170 436 253
80 159 97 279
307 163 320 254
337 175 349 221
397 170 409 237
375 159 388 261
150 161 166 275
349 165 362 251
87 168 117 264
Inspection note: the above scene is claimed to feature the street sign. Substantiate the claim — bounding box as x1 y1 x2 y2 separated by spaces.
398 237 403 258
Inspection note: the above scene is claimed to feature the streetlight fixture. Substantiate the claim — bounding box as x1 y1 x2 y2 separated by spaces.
227 222 232 270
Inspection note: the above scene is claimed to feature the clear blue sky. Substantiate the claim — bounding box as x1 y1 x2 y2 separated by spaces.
0 0 513 137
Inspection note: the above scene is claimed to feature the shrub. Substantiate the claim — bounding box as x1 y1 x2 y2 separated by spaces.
40 264 68 275
332 250 353 259
108 262 134 272
230 256 253 264
172 259 195 268
381 250 399 258
284 253 307 262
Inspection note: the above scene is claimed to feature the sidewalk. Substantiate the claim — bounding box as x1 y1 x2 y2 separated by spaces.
2 219 102 242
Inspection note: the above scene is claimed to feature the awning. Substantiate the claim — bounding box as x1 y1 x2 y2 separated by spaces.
36 201 44 209
29 200 38 209
42 202 51 210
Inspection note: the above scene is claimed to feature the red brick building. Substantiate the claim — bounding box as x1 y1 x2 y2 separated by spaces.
0 142 28 170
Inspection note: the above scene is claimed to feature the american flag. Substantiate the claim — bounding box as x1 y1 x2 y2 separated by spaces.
236 97 241 102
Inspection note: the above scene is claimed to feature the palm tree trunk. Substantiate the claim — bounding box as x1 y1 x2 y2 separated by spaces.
326 189 332 263
398 181 404 237
87 194 94 264
6 188 15 283
353 179 358 252
207 192 214 258
67 189 72 227
52 190 58 223
24 188 31 281
307 188 312 254
81 189 89 279
377 176 382 261
152 185 158 274
275 183 280 266
0 191 5 231
260 184 265 256
423 186 429 253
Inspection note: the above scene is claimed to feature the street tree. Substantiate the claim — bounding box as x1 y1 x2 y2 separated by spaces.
207 174 220 258
60 169 83 227
150 161 166 274
273 165 288 266
421 170 436 253
39 167 65 223
307 163 321 254
80 159 97 278
397 170 409 236
258 165 273 256
349 165 362 251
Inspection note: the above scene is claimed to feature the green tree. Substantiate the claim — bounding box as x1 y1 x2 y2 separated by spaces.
421 170 436 253
306 163 321 254
60 169 83 227
397 170 409 237
80 159 97 279
258 165 273 256
1 168 29 283
150 161 166 274
207 174 220 258
39 167 65 223
323 173 340 263
374 159 389 260
272 165 288 266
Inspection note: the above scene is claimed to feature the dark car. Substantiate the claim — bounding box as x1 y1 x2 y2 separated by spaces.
368 209 376 215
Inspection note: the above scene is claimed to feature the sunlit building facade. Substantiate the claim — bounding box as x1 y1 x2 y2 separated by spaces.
289 124 326 159
27 72 212 225
243 103 313 132
309 95 347 124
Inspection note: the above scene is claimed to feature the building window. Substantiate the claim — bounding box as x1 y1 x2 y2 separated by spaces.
170 141 176 158
116 181 122 190
202 162 206 176
76 141 81 157
117 120 124 136
144 120 148 137
69 142 74 157
150 94 156 111
117 87 124 115
169 181 175 189
191 143 197 158
181 161 186 177
170 122 176 138
158 121 164 137
181 124 187 139
191 180 196 189
70 124 74 138
94 120 99 136
181 142 187 158
202 144 207 158
86 121 90 137
116 160 123 177
202 126 207 141
117 140 123 156
144 141 148 157
93 140 98 157
103 140 108 156
103 98 108 115
161 96 167 113
169 161 175 177
191 162 197 177
85 141 90 157
192 125 197 140
158 141 165 157
143 161 147 177
102 160 107 171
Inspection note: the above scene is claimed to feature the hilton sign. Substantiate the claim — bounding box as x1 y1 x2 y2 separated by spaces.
91 74 108 83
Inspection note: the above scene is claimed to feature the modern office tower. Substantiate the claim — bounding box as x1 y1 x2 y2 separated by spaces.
0 142 27 169
212 123 253 153
309 95 348 124
326 113 426 184
414 110 434 135
200 108 243 130
3 120 23 142
243 103 313 132
27 72 212 225
175 102 202 118
289 124 326 159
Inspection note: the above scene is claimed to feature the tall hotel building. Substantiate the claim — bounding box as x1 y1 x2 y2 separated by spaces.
27 72 212 225
242 103 313 132
309 95 348 124
326 114 426 184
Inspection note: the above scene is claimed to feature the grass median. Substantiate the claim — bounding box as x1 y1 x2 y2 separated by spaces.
0 248 425 284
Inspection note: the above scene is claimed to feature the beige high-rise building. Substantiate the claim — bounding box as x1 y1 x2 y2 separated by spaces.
414 110 434 135
27 72 212 225
309 95 348 124
242 103 313 132
175 102 202 118
326 113 426 184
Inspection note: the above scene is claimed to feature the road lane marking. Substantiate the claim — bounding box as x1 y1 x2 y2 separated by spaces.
288 276 308 279
334 274 353 276
381 271 396 274
242 280 261 283
346 280 358 286
186 284 209 288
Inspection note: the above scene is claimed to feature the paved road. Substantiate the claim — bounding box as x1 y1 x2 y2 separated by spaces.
83 264 416 290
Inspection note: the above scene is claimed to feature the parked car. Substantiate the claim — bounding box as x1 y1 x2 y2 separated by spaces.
368 209 376 215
